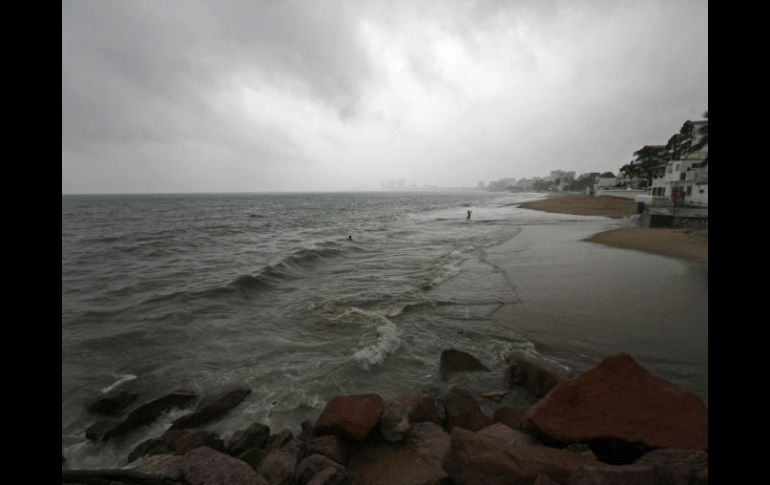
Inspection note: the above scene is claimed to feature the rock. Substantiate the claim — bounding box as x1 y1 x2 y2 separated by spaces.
127 428 225 463
478 423 539 447
131 453 185 480
127 438 176 463
439 349 490 381
101 390 197 441
315 394 384 441
296 454 349 485
301 435 349 465
633 448 708 484
171 387 251 430
181 446 266 485
85 418 120 441
565 443 597 461
693 467 708 484
238 446 270 472
307 466 349 485
87 389 140 416
534 473 560 485
522 353 708 463
299 420 316 441
442 387 492 431
228 422 271 456
257 448 298 485
347 422 450 485
493 407 529 431
62 468 187 485
443 427 597 485
379 390 444 442
567 465 656 484
505 356 571 398
266 429 294 450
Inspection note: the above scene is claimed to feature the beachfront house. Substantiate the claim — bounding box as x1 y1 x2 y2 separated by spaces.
648 119 708 207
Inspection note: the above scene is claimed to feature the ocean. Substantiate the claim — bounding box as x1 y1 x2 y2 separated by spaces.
62 191 707 468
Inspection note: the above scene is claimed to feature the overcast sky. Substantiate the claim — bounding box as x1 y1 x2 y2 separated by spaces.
62 0 707 193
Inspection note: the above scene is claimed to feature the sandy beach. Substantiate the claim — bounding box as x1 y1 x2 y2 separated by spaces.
588 226 707 264
518 194 637 218
519 194 708 264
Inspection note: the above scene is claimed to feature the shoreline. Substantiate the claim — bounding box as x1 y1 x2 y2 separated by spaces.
587 226 708 264
63 352 709 485
518 194 707 264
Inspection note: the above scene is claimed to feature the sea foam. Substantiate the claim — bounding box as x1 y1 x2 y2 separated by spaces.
334 308 402 370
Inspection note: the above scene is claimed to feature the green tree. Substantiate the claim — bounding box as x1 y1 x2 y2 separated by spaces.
600 171 615 178
689 110 708 166
631 146 667 187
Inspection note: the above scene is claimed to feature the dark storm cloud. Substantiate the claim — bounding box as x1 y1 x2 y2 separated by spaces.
62 0 707 193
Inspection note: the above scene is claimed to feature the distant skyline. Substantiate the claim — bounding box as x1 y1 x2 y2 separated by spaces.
62 0 707 194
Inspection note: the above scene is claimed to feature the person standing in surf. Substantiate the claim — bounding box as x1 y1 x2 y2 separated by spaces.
466 209 472 220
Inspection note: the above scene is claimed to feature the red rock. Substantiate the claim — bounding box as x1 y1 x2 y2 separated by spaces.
171 387 251 430
295 454 348 485
522 353 708 463
347 422 450 485
315 394 384 441
379 390 443 442
442 387 492 431
493 407 529 431
307 466 348 485
478 423 539 447
443 427 597 485
266 429 294 450
693 466 708 484
180 446 265 485
127 429 225 463
505 357 572 398
257 448 298 485
534 473 560 485
633 448 708 484
567 464 656 484
302 435 349 465
228 422 271 457
131 453 185 480
439 349 490 381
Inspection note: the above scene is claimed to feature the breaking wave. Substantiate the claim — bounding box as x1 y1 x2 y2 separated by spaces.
331 308 402 370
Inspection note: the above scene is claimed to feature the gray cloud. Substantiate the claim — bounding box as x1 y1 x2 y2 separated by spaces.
62 0 707 193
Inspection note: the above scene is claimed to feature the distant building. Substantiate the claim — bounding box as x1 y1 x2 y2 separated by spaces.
488 177 517 191
477 181 485 189
515 178 537 190
382 179 407 190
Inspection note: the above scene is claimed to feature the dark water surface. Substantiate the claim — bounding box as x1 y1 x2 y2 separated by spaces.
62 192 707 468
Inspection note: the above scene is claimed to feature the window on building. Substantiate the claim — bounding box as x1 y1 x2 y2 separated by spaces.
686 186 692 196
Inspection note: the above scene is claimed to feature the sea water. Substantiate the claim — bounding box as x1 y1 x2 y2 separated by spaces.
62 191 707 468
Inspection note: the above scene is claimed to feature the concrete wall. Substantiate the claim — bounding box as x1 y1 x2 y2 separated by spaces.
596 189 648 199
687 185 708 206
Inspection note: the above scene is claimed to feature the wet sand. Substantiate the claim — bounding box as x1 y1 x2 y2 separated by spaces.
519 194 707 263
518 194 637 218
488 220 708 405
588 227 707 264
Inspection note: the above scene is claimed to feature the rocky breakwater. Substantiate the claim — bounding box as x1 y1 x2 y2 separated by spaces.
63 351 708 484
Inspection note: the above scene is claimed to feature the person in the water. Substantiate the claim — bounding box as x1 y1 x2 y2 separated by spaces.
348 235 353 241
466 209 472 220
